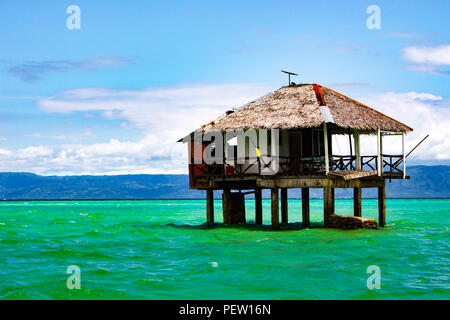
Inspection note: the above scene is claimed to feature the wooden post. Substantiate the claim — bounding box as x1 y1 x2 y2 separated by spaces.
354 130 361 170
271 188 279 227
324 122 329 174
323 186 334 227
377 128 382 176
222 189 231 224
281 188 288 223
380 131 383 174
255 189 262 225
353 187 362 217
206 189 214 223
402 132 406 179
378 183 386 227
302 188 310 228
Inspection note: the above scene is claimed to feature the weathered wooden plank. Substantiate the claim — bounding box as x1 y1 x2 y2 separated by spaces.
256 177 384 189
329 170 377 180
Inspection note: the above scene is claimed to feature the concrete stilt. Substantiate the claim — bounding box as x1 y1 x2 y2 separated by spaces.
206 189 214 223
255 189 262 225
222 189 231 224
354 187 362 217
331 187 335 215
378 184 386 227
302 187 310 228
271 188 279 227
323 186 334 228
281 188 288 223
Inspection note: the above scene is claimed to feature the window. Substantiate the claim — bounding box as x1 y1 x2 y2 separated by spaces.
312 129 324 157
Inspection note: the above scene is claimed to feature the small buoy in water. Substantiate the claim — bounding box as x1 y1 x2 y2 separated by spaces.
209 261 219 268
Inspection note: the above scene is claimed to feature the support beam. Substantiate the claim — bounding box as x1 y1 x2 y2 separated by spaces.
255 189 262 225
377 128 382 176
323 186 334 228
206 189 214 223
402 132 406 179
348 131 353 158
380 131 383 174
353 187 362 217
271 188 279 227
324 122 329 175
302 188 310 228
354 130 361 170
281 188 288 223
378 184 386 227
377 129 381 175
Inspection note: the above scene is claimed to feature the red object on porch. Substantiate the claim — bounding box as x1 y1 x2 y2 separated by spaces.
225 165 235 175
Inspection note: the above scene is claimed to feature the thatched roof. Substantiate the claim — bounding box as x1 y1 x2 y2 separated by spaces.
183 84 412 138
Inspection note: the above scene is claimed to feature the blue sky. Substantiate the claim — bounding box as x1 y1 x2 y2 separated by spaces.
0 0 449 174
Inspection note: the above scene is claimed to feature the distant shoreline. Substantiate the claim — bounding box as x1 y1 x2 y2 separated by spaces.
2 167 449 199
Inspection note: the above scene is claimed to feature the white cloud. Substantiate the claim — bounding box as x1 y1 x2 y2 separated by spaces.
1 83 448 175
26 131 93 142
403 44 450 65
358 92 450 161
0 136 6 141
403 44 450 75
0 83 272 175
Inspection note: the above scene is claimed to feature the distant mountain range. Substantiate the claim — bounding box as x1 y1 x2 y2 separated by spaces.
0 165 449 200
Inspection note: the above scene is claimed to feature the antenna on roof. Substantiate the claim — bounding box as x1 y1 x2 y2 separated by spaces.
281 70 298 86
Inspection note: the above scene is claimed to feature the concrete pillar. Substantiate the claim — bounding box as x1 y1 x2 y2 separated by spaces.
354 187 362 217
255 189 262 225
281 188 288 223
222 190 246 224
206 189 214 223
302 188 310 228
271 188 279 227
378 184 386 227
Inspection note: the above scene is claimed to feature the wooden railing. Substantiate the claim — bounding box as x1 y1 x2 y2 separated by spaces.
361 155 378 171
330 155 356 171
190 154 405 180
381 154 404 179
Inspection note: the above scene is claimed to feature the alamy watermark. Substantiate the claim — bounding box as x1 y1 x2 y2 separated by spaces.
66 265 81 289
66 5 81 30
182 129 280 175
366 265 381 289
366 5 381 30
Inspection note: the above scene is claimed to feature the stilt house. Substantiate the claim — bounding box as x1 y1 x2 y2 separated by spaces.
179 84 413 229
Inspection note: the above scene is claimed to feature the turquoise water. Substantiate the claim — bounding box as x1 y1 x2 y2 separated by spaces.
0 199 448 300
